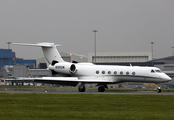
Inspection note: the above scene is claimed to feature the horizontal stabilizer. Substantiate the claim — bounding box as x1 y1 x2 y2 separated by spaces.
10 42 64 65
10 42 61 47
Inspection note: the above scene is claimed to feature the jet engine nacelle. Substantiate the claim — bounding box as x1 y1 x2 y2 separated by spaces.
49 62 77 75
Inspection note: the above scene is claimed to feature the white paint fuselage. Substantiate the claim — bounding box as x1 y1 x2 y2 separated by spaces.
49 62 171 84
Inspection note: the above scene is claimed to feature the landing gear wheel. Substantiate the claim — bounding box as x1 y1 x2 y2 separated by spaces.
157 88 161 93
98 86 105 92
155 85 162 93
78 86 85 92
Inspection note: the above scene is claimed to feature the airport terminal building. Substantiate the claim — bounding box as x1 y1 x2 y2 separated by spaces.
88 52 152 63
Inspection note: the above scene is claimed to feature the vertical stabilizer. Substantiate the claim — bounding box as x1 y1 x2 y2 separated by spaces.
41 44 65 65
11 42 65 67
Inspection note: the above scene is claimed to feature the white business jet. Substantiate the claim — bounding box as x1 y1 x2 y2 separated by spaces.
11 42 171 93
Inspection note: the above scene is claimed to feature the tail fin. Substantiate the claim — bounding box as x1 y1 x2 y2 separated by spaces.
11 42 65 66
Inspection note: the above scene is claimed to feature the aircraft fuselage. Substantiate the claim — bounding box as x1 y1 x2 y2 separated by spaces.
49 62 171 84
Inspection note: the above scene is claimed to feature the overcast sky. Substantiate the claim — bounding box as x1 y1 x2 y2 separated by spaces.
0 0 174 59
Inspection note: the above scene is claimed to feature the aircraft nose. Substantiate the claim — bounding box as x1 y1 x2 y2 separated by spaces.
168 76 172 81
165 75 172 81
161 74 172 82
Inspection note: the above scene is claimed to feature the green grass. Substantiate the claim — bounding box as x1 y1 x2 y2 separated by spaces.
0 93 174 120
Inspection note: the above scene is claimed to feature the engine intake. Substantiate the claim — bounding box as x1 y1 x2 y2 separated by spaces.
49 62 77 75
69 64 77 74
52 60 58 65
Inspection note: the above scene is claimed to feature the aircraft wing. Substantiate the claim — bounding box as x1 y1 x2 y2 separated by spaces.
24 77 111 86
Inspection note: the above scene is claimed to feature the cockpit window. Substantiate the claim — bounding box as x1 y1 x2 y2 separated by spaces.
155 70 162 73
151 70 155 73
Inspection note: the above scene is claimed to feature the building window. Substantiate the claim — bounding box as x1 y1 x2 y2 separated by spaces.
120 71 123 75
108 71 111 74
102 71 105 74
96 70 99 74
114 71 117 75
126 72 129 75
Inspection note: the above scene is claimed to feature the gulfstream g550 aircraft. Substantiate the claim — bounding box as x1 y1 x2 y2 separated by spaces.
11 42 171 93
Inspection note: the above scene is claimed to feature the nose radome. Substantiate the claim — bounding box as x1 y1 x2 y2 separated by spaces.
165 75 172 81
168 76 172 81
161 74 172 81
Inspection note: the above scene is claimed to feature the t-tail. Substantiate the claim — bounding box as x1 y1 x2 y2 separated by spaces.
11 42 65 66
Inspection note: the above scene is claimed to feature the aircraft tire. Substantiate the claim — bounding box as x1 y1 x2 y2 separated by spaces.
98 86 105 92
78 86 85 92
157 89 161 93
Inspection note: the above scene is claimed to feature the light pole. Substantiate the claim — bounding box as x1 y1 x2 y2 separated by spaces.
93 30 98 63
172 46 174 56
151 42 154 60
7 42 11 66
151 42 154 66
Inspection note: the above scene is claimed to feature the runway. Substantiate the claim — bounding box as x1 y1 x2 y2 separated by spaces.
0 90 174 95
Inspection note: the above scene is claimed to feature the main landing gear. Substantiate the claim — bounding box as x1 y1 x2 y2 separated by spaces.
78 83 108 92
98 86 105 92
97 84 108 92
78 83 85 92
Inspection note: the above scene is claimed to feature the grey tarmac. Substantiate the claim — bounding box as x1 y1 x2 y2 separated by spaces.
0 90 174 95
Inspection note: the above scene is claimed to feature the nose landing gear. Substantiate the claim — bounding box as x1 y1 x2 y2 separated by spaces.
156 84 162 93
157 87 161 93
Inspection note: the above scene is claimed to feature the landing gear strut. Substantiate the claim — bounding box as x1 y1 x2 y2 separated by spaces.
78 83 85 92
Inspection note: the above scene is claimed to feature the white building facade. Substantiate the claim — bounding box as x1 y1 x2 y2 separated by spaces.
88 52 152 63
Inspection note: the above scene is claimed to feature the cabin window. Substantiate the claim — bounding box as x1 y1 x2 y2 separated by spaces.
126 72 129 75
96 70 99 74
120 71 123 75
114 71 117 75
108 71 111 74
102 71 105 74
151 70 155 73
132 72 135 75
155 70 161 73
